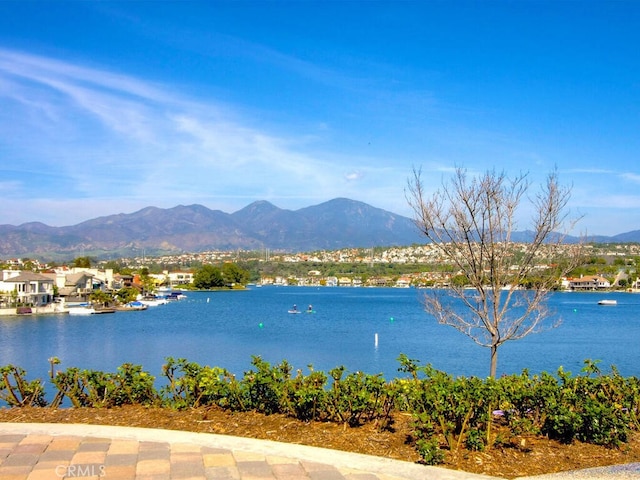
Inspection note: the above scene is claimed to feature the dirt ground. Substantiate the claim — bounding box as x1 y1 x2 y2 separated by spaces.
2 405 639 479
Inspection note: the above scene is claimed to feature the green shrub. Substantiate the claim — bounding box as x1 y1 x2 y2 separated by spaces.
52 363 157 408
3 355 640 463
0 365 47 407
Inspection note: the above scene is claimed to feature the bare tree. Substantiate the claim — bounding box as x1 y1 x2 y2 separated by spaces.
407 167 582 378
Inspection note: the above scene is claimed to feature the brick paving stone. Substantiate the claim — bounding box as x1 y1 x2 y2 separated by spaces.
171 453 205 479
38 448 75 462
171 452 202 463
100 464 136 480
18 435 52 446
307 471 347 480
137 475 170 480
2 452 40 468
0 435 26 443
77 439 111 452
233 451 268 462
203 452 236 467
71 450 107 465
106 439 139 455
48 436 83 451
342 474 381 480
138 441 170 462
136 458 171 476
138 449 171 461
271 462 311 480
171 443 202 454
265 456 298 465
104 453 138 466
139 441 170 451
0 448 13 463
201 447 232 455
301 462 347 480
26 468 59 480
204 465 241 480
236 459 276 478
30 459 63 470
13 442 49 455
0 463 33 479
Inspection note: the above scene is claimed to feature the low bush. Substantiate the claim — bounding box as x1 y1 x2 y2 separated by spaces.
2 356 639 463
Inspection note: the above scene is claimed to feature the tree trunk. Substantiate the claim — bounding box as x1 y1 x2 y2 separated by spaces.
490 344 498 379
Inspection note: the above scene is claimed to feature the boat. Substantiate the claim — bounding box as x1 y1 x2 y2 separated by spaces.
597 299 617 306
68 306 96 315
165 291 186 301
138 295 169 307
117 301 148 311
288 304 302 314
93 307 116 314
68 306 115 315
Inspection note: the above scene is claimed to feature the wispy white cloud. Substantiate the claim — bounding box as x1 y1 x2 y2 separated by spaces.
0 48 402 225
344 170 364 182
621 172 640 184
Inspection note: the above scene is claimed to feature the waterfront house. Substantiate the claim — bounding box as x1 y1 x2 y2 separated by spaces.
58 271 96 301
568 275 611 291
167 271 194 288
0 271 54 306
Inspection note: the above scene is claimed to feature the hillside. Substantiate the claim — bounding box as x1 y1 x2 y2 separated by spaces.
1 197 636 260
0 198 425 259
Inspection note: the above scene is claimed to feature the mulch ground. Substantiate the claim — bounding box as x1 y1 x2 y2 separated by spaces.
2 405 640 479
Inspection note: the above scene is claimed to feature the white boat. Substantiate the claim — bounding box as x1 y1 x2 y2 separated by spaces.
117 301 148 311
68 306 116 315
597 299 617 306
68 306 96 315
138 295 169 306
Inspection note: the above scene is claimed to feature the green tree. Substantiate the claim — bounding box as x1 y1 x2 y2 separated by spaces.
90 290 113 307
193 265 225 289
73 257 92 268
116 287 139 304
221 263 250 286
103 260 122 273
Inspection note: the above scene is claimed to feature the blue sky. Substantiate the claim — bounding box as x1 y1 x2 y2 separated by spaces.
1 1 639 236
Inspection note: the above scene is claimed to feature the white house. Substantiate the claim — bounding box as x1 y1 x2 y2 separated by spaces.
167 271 194 288
568 275 611 291
0 271 54 306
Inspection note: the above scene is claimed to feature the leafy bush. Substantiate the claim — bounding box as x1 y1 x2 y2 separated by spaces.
3 355 640 464
327 366 396 427
52 363 157 408
0 365 47 407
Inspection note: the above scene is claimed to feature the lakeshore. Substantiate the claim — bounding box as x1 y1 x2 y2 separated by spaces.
2 287 640 385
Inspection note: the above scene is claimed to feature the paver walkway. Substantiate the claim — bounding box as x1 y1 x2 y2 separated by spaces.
0 423 498 480
3 423 640 480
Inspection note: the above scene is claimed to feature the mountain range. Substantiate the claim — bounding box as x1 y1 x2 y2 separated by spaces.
0 198 638 260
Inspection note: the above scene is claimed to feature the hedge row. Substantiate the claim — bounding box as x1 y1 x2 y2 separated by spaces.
2 356 639 464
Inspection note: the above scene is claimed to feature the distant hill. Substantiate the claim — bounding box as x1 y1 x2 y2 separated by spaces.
0 198 637 260
0 198 424 259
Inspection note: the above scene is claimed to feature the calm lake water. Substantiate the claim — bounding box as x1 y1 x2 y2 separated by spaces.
1 287 639 388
